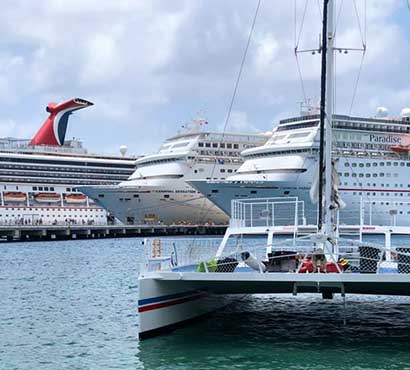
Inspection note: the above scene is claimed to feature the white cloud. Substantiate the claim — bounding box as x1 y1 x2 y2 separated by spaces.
0 0 407 155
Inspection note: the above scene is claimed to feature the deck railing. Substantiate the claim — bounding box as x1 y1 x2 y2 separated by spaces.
230 197 306 228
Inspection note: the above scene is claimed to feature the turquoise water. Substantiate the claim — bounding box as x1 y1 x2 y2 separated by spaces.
1 237 410 370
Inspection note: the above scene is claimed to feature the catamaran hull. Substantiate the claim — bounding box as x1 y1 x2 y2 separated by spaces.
138 275 236 339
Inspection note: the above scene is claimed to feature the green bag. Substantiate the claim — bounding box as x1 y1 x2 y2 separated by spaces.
197 258 218 272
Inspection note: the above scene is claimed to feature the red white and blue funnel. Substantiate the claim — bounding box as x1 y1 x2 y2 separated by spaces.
29 98 93 146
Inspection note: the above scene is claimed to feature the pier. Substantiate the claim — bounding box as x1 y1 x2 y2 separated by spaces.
2 222 410 243
0 224 227 242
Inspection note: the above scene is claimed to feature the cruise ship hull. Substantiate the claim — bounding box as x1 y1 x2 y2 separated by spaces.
190 172 410 228
80 183 229 225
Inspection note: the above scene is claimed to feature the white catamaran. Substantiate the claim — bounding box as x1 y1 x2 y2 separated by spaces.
137 1 410 339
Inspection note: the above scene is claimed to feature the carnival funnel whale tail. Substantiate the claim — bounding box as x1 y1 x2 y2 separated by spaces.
29 98 93 146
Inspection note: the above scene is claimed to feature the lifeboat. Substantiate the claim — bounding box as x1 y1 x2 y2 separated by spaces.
391 145 410 153
34 192 61 203
3 192 27 203
65 194 87 204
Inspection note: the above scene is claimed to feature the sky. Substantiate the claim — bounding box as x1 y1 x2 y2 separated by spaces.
0 0 408 157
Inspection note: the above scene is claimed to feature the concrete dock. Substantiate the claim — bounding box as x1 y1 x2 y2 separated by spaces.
0 224 228 242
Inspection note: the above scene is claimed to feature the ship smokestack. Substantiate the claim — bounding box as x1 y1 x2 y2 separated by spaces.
29 98 93 146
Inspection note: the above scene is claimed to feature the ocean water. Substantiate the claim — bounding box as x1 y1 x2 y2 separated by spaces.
1 237 410 370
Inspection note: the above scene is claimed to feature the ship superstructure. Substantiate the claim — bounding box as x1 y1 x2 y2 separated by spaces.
190 109 410 226
0 98 137 226
80 126 267 225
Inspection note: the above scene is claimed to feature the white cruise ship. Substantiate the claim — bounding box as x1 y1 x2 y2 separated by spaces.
0 98 137 226
190 108 410 227
80 120 267 225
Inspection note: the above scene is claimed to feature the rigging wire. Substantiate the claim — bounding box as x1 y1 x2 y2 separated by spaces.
296 0 309 48
198 0 262 224
214 0 261 159
294 0 310 105
348 52 365 115
334 0 344 38
295 55 309 104
353 0 365 47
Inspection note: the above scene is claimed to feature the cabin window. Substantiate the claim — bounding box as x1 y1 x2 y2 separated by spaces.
234 144 239 149
220 143 225 148
205 143 211 148
211 189 219 193
394 162 398 166
198 142 203 147
220 169 226 173
212 143 218 148
400 162 405 167
372 163 377 167
98 194 105 198
227 143 232 149
366 163 371 167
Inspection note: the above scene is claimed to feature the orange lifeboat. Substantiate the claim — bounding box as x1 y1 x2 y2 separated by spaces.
65 194 87 204
391 145 410 153
3 192 27 203
35 192 61 203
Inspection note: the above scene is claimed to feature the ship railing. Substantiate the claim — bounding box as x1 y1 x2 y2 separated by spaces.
230 197 306 229
359 198 410 227
142 234 410 275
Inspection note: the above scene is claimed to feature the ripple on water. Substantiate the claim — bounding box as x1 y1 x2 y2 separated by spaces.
1 238 410 370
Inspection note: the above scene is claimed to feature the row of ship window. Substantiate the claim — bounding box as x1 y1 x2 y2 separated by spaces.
0 177 115 185
337 142 398 151
2 158 133 168
0 215 105 218
349 192 408 197
342 182 408 188
0 164 131 174
340 173 399 178
2 208 103 211
198 142 240 149
0 170 126 180
344 161 410 167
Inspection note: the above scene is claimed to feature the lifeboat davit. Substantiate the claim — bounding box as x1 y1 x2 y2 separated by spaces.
391 145 410 153
65 194 87 204
35 193 61 203
3 192 27 202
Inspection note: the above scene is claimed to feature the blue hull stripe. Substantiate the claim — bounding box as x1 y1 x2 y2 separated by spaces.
138 290 200 306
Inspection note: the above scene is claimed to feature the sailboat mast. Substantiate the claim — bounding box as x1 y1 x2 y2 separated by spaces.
318 0 334 233
318 0 328 230
324 0 335 235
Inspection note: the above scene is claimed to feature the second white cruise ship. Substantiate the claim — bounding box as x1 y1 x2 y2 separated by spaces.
80 120 267 225
190 108 410 227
